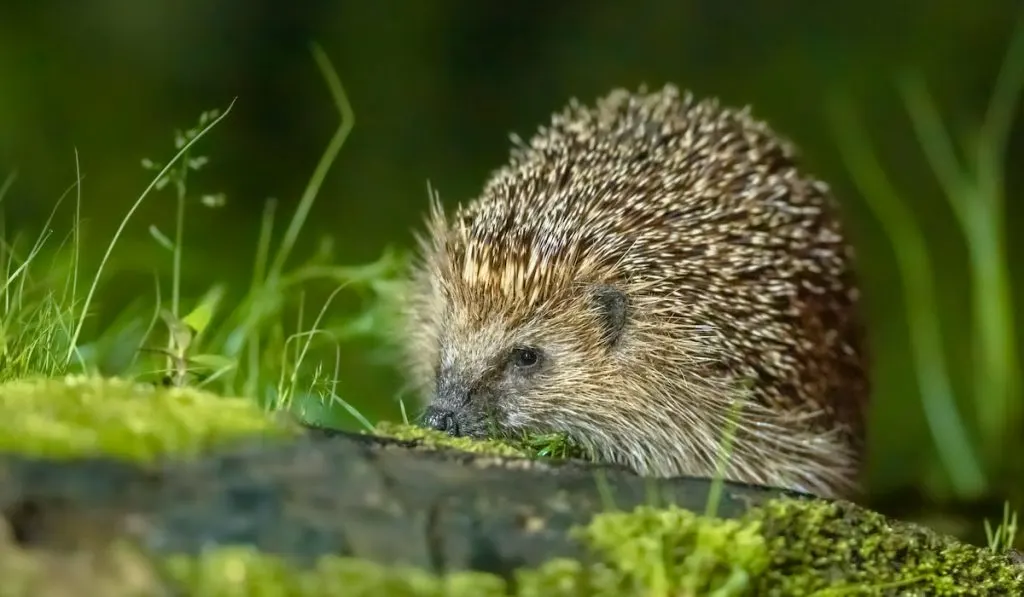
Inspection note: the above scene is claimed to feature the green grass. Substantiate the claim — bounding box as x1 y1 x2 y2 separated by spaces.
0 171 84 381
827 9 1024 506
985 501 1020 555
0 42 404 433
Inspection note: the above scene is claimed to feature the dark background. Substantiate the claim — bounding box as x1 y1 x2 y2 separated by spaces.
2 0 1022 509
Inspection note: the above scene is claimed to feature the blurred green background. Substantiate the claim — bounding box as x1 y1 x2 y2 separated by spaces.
2 0 1022 523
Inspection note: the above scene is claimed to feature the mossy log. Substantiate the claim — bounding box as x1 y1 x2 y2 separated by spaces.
0 376 1021 596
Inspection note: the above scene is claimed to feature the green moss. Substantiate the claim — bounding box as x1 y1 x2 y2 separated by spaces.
372 421 593 463
155 498 1024 596
0 375 298 463
749 498 1024 595
0 375 581 467
162 547 509 596
371 420 533 459
574 506 769 595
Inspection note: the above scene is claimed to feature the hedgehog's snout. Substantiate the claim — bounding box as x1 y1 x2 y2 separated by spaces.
422 402 491 438
422 405 459 435
422 369 485 437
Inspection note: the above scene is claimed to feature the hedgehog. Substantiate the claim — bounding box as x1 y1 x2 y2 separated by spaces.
395 84 869 500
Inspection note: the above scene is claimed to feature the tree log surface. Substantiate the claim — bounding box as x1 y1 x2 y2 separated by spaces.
0 427 794 580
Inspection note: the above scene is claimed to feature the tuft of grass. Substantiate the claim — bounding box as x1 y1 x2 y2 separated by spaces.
150 41 405 428
985 501 1020 555
0 42 406 434
827 11 1024 501
519 432 591 461
0 173 83 381
64 101 236 368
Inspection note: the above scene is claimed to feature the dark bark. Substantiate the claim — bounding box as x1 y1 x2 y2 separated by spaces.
0 427 798 581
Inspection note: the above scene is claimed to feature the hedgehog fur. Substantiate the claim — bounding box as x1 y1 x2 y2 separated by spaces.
396 84 869 499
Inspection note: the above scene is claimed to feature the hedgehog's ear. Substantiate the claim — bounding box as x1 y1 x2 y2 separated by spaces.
588 284 628 349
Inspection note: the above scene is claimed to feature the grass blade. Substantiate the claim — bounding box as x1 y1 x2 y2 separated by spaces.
827 96 987 498
65 99 236 365
266 43 355 282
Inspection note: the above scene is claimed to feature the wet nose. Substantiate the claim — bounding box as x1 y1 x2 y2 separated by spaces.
422 406 459 435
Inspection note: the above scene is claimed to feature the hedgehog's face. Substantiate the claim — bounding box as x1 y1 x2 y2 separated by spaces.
419 282 629 439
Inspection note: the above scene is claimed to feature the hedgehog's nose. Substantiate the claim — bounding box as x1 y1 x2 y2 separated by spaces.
422 406 459 436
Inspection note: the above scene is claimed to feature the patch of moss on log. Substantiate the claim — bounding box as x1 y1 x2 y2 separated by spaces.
748 498 1024 594
3 496 1021 596
372 421 593 463
0 375 298 463
371 420 534 458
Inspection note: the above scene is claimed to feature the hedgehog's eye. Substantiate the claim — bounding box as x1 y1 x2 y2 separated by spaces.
509 346 542 371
